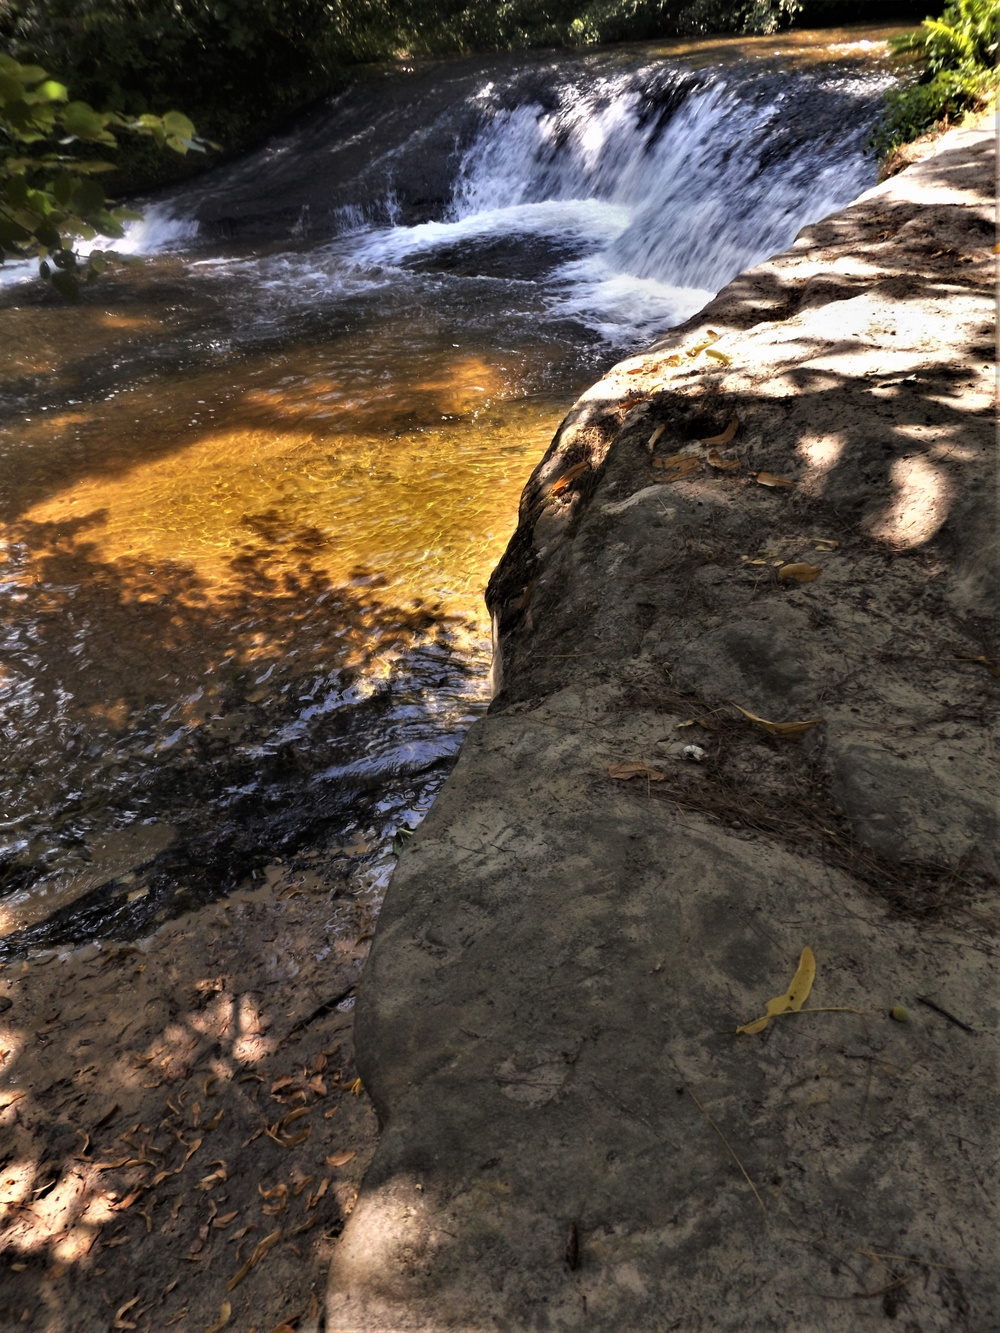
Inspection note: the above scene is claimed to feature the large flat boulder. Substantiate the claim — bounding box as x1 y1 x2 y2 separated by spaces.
328 122 998 1331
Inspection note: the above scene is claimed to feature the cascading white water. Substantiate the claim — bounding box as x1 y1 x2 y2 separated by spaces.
348 59 888 342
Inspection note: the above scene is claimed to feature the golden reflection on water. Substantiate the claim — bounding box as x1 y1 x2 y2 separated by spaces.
19 339 555 628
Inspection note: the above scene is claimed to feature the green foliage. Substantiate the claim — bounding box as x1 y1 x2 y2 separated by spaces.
0 51 209 295
1 0 808 180
871 0 999 154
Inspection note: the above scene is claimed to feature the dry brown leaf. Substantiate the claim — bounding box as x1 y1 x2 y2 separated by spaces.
114 1297 141 1330
278 1106 310 1131
607 762 667 782
705 450 740 472
204 1302 232 1333
647 422 666 453
270 1076 295 1094
197 1162 228 1190
179 1137 203 1167
732 704 824 738
226 1228 282 1292
700 415 739 446
778 563 823 584
279 1127 311 1148
753 472 795 489
203 1109 224 1132
652 454 702 481
213 1211 239 1229
308 1178 331 1209
811 537 839 551
325 1151 356 1168
165 1312 189 1327
548 461 589 498
112 1189 142 1211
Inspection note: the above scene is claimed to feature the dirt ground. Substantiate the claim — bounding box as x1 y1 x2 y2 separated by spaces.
0 850 379 1333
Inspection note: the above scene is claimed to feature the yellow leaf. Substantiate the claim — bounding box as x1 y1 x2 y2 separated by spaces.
687 330 720 357
778 563 822 583
753 472 795 489
349 1078 364 1096
607 762 667 782
204 1303 232 1333
700 415 739 446
737 947 816 1035
705 347 732 365
811 537 839 551
732 704 824 738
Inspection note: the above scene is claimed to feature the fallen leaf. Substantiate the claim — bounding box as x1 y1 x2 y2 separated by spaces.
647 422 666 452
705 347 732 365
308 1178 331 1209
778 563 823 583
548 461 589 498
325 1151 356 1168
349 1078 364 1096
227 1228 282 1292
700 415 739 446
280 1128 311 1148
732 704 824 738
290 1168 314 1197
165 1311 189 1327
687 330 720 357
811 537 839 551
607 762 667 782
114 1296 141 1329
737 947 816 1035
652 452 700 476
753 472 795 489
212 1211 240 1229
270 1076 296 1094
112 1189 142 1211
203 1109 224 1132
204 1301 232 1333
197 1162 228 1190
705 449 740 472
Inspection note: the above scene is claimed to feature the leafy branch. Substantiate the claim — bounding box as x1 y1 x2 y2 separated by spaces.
0 50 211 295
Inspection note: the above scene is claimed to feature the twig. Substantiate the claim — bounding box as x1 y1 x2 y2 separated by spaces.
916 995 976 1034
684 1085 766 1214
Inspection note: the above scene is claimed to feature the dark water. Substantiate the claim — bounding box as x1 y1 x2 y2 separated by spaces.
0 27 902 956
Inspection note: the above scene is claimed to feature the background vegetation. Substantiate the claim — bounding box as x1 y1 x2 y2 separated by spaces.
1 0 928 192
871 0 998 154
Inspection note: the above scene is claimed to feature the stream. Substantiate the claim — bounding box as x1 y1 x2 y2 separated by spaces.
0 26 900 957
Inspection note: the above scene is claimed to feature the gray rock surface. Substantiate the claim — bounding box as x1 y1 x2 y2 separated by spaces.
328 122 998 1330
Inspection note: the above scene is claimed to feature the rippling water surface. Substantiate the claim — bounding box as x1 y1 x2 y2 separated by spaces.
0 27 901 953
